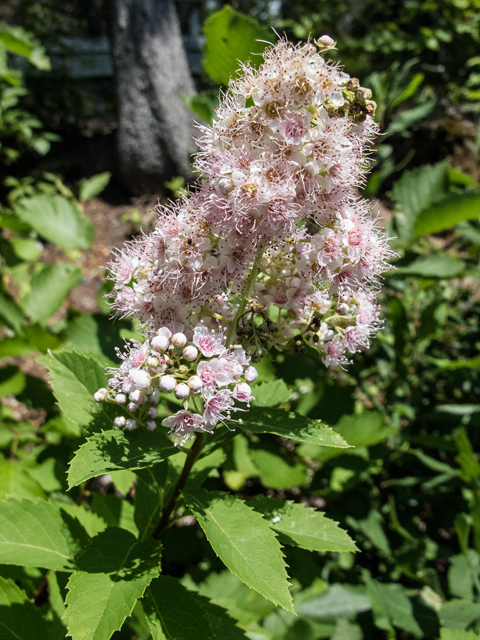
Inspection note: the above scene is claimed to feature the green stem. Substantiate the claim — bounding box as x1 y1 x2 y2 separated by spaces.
225 247 263 347
151 432 206 539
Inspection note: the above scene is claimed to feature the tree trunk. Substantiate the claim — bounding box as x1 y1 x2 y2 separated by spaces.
111 0 197 194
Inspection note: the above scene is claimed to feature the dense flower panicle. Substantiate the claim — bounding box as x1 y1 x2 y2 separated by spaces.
106 36 395 376
95 324 256 446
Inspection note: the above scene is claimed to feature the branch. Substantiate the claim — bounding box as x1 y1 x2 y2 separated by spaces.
152 431 206 539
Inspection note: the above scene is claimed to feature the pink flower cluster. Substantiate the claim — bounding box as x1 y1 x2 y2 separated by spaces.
94 324 258 446
107 37 394 368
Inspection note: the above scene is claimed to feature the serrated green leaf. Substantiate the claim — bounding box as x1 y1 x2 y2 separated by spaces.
78 172 111 202
239 406 350 447
0 458 45 500
250 496 358 553
144 576 212 640
415 193 480 237
43 350 116 433
56 502 107 538
183 488 293 612
252 380 291 407
64 528 162 640
0 575 50 640
0 498 84 570
203 6 272 86
14 195 94 250
20 263 82 324
199 599 248 640
67 428 177 488
144 576 248 640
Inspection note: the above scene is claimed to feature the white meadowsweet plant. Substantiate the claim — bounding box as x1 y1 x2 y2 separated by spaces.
48 35 400 640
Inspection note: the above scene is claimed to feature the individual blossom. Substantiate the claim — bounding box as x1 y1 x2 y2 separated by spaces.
162 410 211 447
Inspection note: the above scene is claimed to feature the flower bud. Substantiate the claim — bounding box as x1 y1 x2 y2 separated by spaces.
127 369 151 390
346 78 360 92
148 407 159 418
151 335 169 351
147 356 160 368
188 375 203 392
244 365 258 383
157 327 172 339
356 88 372 101
146 420 157 431
364 100 377 116
128 402 138 411
159 375 176 392
125 419 137 431
174 383 190 400
217 177 234 195
114 416 126 428
94 388 108 402
317 35 335 49
115 393 126 404
183 345 198 361
172 332 187 347
129 389 145 404
233 382 252 402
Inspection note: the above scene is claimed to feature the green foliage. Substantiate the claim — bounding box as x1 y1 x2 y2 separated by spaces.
239 406 350 447
0 21 57 163
14 195 95 250
143 576 247 640
203 5 272 87
250 496 358 553
67 428 177 488
64 528 162 640
20 263 82 323
1 8 480 640
0 575 50 640
78 172 111 203
0 499 85 570
183 488 294 611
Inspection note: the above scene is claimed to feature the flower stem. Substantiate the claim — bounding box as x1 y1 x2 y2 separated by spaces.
225 247 263 348
151 431 206 539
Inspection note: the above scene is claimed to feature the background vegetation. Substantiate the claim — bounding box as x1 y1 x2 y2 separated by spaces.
0 1 479 639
